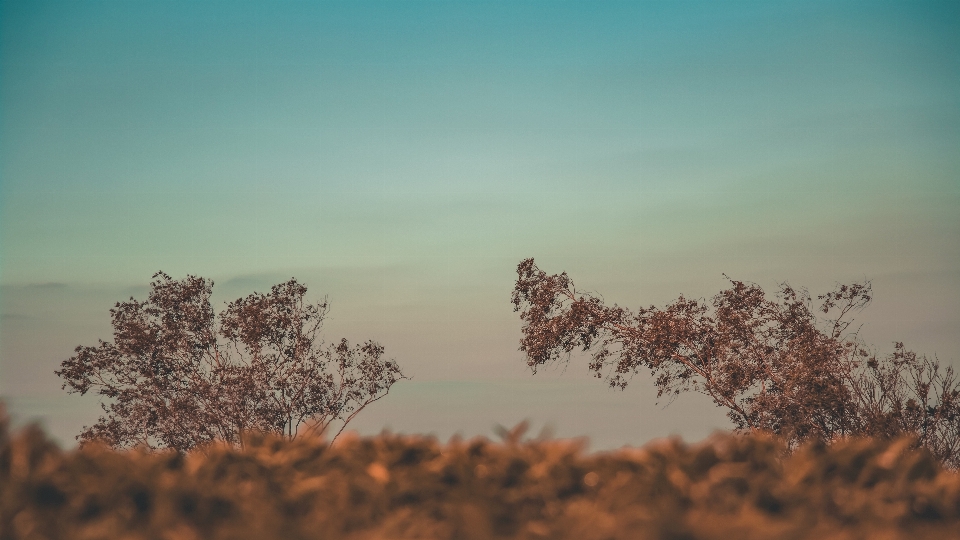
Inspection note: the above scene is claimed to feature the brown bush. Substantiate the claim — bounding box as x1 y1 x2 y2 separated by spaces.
512 258 960 467
2 407 958 540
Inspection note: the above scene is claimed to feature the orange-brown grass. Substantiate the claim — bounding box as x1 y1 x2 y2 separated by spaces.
2 415 958 539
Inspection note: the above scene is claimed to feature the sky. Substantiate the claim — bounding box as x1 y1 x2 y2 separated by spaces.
1 0 958 449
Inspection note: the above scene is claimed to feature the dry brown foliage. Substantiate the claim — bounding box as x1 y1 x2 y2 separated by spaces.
512 258 960 468
2 409 959 540
55 273 405 451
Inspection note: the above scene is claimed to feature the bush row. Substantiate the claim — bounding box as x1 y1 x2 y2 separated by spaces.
2 409 959 539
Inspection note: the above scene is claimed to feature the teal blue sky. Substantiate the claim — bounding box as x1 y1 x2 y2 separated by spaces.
2 1 958 448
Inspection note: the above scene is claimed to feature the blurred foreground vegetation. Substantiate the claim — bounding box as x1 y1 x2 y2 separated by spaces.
2 411 959 540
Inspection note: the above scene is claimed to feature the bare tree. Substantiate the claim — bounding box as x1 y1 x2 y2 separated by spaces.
511 258 960 467
56 273 405 451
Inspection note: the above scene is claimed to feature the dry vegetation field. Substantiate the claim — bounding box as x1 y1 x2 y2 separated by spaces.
2 410 959 540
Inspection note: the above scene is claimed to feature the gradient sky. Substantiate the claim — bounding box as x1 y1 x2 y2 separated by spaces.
2 0 958 449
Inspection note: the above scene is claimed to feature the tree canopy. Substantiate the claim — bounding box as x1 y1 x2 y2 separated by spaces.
512 258 960 467
56 273 405 451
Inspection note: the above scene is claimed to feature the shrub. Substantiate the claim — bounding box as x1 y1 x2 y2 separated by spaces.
2 406 958 540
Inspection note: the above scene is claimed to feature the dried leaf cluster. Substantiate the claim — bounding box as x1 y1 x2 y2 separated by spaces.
55 273 405 451
512 258 960 467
